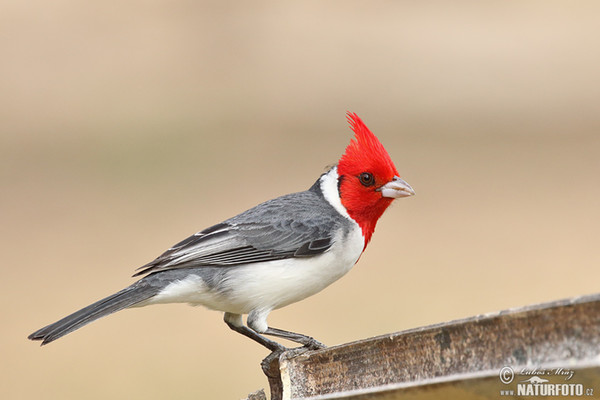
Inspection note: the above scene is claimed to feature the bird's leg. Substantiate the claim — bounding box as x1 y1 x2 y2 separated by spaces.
263 327 327 350
223 312 286 352
246 309 327 350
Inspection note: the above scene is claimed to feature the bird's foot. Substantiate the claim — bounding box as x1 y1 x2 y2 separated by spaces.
261 347 287 377
302 337 327 350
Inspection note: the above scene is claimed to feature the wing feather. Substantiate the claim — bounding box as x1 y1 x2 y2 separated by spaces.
133 189 343 277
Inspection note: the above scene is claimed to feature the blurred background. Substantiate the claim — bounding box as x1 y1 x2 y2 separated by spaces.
3 1 600 398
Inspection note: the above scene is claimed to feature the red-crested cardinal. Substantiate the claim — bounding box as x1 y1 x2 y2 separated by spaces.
29 113 415 351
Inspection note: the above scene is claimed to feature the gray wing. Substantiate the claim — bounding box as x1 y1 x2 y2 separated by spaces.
133 190 341 277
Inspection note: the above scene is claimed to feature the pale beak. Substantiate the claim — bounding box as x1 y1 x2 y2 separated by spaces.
378 176 415 198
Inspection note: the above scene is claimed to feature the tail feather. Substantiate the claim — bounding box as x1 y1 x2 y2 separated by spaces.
28 282 159 345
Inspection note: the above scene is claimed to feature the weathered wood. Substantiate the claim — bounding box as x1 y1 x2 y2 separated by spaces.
244 388 267 400
260 293 600 399
297 365 600 400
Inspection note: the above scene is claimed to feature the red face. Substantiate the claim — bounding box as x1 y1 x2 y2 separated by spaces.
337 113 404 247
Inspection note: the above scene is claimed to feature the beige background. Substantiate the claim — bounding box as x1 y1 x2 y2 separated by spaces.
3 1 600 399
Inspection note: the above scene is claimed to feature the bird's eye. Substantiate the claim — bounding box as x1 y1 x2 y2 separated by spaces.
359 172 375 187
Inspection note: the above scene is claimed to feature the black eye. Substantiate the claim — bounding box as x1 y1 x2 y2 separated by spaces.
359 172 375 187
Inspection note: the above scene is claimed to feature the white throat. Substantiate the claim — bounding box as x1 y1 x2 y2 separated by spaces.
319 167 352 221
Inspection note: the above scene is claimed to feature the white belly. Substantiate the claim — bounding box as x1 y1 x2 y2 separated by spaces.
146 225 364 315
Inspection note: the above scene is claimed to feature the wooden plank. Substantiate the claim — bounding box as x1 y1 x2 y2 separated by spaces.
260 293 600 399
290 364 600 399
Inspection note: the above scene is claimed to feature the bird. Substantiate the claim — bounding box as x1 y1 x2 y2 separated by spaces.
28 113 415 352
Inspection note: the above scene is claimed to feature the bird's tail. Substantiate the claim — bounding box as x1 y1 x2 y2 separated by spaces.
28 281 159 345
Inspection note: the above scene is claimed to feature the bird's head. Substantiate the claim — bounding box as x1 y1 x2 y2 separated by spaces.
337 113 414 246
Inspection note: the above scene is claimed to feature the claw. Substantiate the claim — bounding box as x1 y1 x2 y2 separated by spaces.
304 338 327 350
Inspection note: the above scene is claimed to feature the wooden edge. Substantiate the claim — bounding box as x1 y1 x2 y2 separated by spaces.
260 293 600 399
301 362 600 399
